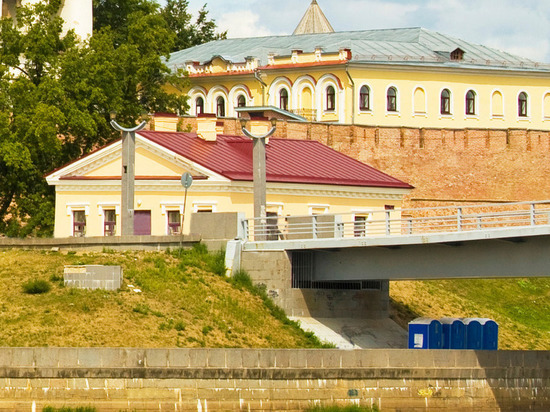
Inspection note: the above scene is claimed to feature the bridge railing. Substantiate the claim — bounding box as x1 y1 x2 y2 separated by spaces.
241 200 550 242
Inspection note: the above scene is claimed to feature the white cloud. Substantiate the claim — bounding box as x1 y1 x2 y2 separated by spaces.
217 10 275 38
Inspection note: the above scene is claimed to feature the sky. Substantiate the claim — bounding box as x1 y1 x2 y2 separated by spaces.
158 0 550 63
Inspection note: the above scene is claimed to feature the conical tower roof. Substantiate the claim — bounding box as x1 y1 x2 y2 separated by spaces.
293 0 334 35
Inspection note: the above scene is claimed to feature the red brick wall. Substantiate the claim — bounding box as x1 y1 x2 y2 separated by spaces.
176 117 550 208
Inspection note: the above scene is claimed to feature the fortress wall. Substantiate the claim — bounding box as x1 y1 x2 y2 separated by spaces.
175 117 550 208
0 347 546 411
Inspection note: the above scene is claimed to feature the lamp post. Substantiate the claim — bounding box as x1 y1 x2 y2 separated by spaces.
240 117 277 241
110 113 147 236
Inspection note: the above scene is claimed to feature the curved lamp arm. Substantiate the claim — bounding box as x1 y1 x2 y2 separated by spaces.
110 120 147 133
241 125 277 140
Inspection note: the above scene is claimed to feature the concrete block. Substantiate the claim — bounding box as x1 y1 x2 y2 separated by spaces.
76 348 102 368
225 349 242 368
241 350 259 368
305 351 323 368
258 349 277 368
189 349 208 368
289 351 307 368
168 348 190 367
144 348 168 367
206 349 226 368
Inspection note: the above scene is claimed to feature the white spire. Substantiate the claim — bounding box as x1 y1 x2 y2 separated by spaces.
293 0 334 35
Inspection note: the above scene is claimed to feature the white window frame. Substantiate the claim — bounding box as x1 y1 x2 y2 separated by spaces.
67 203 90 237
160 202 185 235
517 90 531 121
358 83 373 113
412 85 427 117
193 201 218 213
385 84 400 115
308 204 329 215
464 88 479 119
490 89 505 120
439 87 454 118
98 202 120 236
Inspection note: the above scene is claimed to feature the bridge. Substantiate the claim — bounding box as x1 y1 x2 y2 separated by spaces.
236 200 550 281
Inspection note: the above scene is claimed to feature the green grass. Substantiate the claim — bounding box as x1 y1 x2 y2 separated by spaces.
0 247 329 348
390 278 550 350
43 407 96 412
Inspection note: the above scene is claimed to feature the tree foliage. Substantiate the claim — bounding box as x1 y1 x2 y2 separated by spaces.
0 0 195 236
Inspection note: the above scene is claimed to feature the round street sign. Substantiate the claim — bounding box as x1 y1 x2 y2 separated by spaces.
181 172 193 189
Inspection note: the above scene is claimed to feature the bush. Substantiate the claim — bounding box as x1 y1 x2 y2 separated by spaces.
22 279 51 294
43 407 97 412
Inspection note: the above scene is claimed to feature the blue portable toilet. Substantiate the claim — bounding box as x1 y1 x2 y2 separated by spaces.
478 318 498 350
408 318 443 349
440 317 466 349
462 318 483 350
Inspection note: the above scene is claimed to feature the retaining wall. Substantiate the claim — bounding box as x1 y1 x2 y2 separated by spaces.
0 348 547 411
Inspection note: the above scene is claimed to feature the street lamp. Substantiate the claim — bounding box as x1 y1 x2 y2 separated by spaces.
110 112 147 236
240 117 277 241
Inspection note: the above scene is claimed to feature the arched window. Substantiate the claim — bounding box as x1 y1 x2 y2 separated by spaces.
492 91 503 117
237 95 246 108
359 85 370 111
279 88 289 111
387 87 397 112
195 97 204 115
466 90 476 115
518 92 528 117
440 89 451 114
413 87 426 113
216 96 225 117
326 85 335 111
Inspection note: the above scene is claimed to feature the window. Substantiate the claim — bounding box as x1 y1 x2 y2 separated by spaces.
326 85 335 111
387 87 397 112
73 210 86 237
279 88 289 111
413 87 426 114
354 215 368 237
216 96 225 117
237 95 246 108
104 209 116 236
193 203 217 213
359 85 370 111
167 210 181 235
466 90 476 115
441 89 451 114
518 92 528 117
195 97 204 115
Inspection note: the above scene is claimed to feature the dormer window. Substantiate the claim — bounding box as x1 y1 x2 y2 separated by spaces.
450 48 465 61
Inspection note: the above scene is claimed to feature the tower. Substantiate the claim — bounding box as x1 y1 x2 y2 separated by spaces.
293 0 334 35
1 0 92 40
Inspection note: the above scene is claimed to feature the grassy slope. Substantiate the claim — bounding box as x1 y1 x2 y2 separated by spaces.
390 278 550 350
0 247 325 348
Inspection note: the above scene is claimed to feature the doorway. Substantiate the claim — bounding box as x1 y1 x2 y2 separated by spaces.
134 210 151 235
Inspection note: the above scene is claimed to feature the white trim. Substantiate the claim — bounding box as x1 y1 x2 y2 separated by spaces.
412 85 427 115
516 90 531 121
490 89 505 119
357 83 373 113
228 84 253 117
439 87 453 116
192 201 218 213
66 203 90 216
542 91 550 121
292 75 317 119
308 204 329 215
98 203 120 216
160 201 185 215
385 84 400 114
267 202 284 216
464 88 479 118
268 77 293 108
207 86 229 116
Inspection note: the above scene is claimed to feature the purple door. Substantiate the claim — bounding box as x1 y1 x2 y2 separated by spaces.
134 211 151 235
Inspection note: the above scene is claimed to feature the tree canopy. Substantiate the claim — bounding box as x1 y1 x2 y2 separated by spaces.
0 0 222 236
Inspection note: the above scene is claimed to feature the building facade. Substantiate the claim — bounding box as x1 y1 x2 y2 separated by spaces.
1 0 92 39
46 116 411 238
166 3 550 131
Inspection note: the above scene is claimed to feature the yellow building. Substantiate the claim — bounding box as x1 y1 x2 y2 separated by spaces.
46 116 411 238
167 1 550 130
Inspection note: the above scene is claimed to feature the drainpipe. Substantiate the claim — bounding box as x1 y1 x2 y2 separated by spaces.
345 63 355 125
254 69 268 106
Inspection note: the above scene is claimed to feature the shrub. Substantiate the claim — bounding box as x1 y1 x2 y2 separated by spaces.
22 279 51 294
43 407 97 412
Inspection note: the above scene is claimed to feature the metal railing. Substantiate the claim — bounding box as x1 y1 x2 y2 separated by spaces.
241 201 550 242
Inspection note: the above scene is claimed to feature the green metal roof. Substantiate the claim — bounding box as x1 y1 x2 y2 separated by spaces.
168 27 550 73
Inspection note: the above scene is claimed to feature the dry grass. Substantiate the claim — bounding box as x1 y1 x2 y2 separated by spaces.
390 278 550 350
0 248 325 348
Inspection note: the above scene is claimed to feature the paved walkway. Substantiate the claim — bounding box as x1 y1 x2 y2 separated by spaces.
291 317 408 349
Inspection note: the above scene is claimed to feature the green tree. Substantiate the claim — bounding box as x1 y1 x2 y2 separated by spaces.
161 0 227 52
0 0 188 236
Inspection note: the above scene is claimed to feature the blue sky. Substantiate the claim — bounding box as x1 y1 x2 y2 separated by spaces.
158 0 550 63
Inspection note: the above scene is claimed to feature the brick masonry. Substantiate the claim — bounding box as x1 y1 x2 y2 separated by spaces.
178 117 550 207
0 348 547 411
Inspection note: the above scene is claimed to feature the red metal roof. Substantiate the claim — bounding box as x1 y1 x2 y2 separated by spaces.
139 131 412 189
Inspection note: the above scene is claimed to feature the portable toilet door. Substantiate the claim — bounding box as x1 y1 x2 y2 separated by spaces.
462 318 483 350
440 317 466 349
408 318 442 349
478 318 498 350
